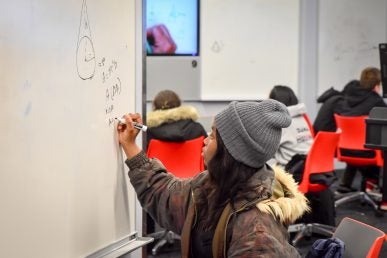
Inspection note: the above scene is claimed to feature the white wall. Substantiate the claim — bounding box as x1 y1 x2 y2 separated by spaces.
318 0 387 97
201 0 300 100
148 0 387 124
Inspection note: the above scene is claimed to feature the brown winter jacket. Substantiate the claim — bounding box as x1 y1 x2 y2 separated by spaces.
126 152 309 257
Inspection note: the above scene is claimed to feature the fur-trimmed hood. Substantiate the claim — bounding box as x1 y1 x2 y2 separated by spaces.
257 166 310 225
146 105 200 128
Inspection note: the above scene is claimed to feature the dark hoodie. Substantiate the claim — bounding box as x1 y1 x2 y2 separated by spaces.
313 81 357 134
339 80 386 116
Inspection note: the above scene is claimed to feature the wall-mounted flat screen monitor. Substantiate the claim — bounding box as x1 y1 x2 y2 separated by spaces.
379 43 387 98
146 0 199 56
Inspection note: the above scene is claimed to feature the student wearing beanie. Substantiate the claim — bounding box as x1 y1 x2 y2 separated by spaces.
117 100 309 257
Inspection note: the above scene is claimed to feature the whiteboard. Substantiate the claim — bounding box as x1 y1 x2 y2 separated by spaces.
201 0 300 100
318 0 387 94
0 0 145 257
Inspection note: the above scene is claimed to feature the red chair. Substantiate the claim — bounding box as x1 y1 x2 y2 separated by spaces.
334 114 383 167
333 217 386 258
303 113 315 138
298 131 340 194
289 131 340 245
145 136 205 255
146 136 205 178
334 115 383 213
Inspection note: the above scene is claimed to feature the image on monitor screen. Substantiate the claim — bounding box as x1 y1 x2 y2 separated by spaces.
146 0 199 56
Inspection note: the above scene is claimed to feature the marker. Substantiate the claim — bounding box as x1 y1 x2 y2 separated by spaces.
115 117 148 132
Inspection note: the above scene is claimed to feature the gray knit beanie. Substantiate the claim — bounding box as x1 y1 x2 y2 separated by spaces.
215 100 291 168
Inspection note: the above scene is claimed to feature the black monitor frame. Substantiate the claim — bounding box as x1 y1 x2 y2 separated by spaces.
378 43 387 98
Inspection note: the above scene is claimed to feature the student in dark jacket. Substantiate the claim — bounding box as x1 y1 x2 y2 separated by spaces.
335 68 387 209
313 81 356 134
146 90 207 148
145 90 208 237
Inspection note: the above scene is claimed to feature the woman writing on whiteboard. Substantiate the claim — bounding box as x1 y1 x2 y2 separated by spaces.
117 100 309 257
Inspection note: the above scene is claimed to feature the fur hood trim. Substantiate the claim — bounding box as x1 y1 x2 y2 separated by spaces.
257 166 310 224
146 106 200 128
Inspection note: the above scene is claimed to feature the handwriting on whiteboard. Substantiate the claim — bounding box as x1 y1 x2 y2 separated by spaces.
98 58 122 126
76 0 124 127
76 0 96 80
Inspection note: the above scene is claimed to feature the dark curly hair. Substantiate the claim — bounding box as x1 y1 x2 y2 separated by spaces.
194 130 259 231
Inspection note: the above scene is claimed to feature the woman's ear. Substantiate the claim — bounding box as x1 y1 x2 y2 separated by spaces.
374 84 382 95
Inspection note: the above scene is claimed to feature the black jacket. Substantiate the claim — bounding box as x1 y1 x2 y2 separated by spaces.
313 87 344 134
313 80 386 133
339 81 386 116
146 105 207 148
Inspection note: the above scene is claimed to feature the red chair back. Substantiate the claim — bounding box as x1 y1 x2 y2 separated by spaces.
146 136 205 178
298 131 340 193
334 114 383 167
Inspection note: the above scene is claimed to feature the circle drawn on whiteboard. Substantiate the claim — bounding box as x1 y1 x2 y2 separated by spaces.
77 36 96 80
76 0 96 80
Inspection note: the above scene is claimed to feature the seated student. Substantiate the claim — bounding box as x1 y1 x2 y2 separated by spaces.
145 90 208 244
269 85 335 226
335 67 387 211
146 90 207 148
268 85 313 170
313 81 357 134
117 100 309 257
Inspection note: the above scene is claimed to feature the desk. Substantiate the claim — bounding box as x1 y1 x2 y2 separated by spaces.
365 107 387 205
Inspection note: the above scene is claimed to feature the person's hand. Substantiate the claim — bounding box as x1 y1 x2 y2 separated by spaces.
147 24 177 54
117 113 143 159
